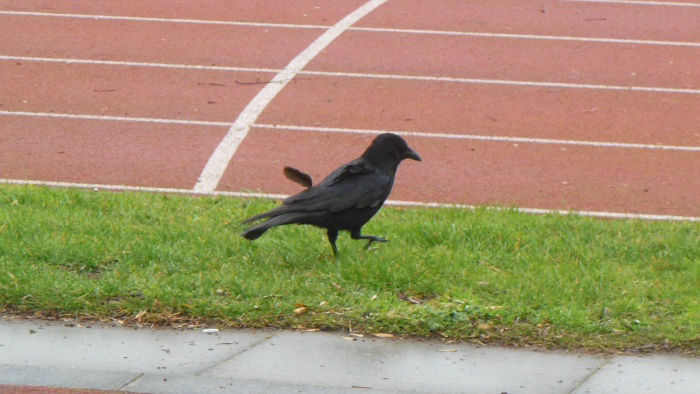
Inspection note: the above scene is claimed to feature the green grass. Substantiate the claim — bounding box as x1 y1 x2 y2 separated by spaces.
1 184 698 353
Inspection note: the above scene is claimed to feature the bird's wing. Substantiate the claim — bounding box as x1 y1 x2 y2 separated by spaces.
282 158 392 212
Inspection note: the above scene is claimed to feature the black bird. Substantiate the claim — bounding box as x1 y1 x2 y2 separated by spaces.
241 133 421 255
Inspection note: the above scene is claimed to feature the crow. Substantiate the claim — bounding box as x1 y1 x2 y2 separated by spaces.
241 133 421 255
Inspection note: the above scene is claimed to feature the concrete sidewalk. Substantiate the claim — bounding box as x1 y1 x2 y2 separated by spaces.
0 318 697 393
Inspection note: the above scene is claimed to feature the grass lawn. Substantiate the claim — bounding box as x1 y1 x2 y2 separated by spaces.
0 184 698 354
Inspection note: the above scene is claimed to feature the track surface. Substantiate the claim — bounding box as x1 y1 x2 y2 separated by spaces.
1 0 698 220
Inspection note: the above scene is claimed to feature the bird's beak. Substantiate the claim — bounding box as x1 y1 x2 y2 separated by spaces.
404 148 422 161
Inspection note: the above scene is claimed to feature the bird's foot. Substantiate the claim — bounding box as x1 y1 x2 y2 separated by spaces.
364 235 388 249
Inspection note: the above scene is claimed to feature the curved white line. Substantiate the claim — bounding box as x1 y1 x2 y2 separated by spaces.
192 0 388 193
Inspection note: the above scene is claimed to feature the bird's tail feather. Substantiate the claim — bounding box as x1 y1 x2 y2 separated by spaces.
241 212 305 240
242 205 287 224
241 221 271 240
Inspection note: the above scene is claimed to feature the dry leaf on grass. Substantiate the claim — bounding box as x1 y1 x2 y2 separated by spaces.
134 310 147 322
293 307 307 314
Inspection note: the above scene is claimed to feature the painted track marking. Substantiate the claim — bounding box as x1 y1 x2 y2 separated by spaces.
302 70 700 94
565 0 700 7
3 178 697 222
1 4 697 219
2 110 698 152
3 55 698 95
192 0 388 193
2 11 699 48
351 27 700 47
253 123 700 152
0 55 279 73
0 110 232 127
0 10 328 29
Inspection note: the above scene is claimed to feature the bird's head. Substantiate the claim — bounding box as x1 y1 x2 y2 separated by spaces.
362 133 421 169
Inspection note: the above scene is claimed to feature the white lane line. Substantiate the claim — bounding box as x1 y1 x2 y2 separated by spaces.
301 70 700 94
192 0 389 193
386 199 700 222
564 0 700 7
0 178 287 199
0 55 279 73
351 27 700 47
0 110 232 127
0 10 329 29
2 178 697 222
4 55 698 95
2 110 698 151
253 124 700 152
2 10 698 47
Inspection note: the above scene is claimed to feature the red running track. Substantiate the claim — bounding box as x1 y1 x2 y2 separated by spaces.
0 0 698 219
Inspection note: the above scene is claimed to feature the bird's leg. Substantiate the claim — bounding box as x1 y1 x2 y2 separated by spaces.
327 229 339 256
350 229 388 249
